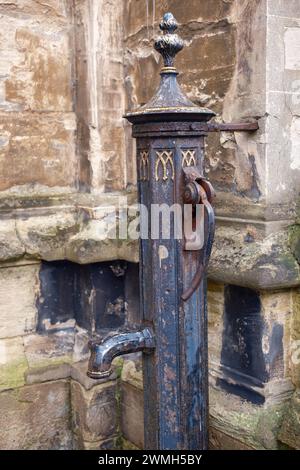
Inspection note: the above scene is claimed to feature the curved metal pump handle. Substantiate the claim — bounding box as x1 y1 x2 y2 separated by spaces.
181 168 215 301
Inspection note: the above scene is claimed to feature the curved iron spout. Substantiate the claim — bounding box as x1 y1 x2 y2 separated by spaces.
87 328 155 379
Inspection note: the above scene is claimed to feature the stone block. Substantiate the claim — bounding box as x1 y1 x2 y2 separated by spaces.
0 263 39 338
0 337 28 391
0 5 73 112
177 28 236 111
124 0 234 38
222 0 267 121
16 210 79 261
0 0 69 19
67 218 139 264
25 363 71 385
121 359 144 449
0 195 140 264
208 282 224 372
209 427 254 450
0 219 24 261
265 90 300 207
269 0 300 21
291 290 300 388
124 51 161 111
24 330 74 370
209 220 300 290
209 386 287 449
121 358 143 390
278 391 300 449
214 128 264 201
74 0 126 192
71 380 117 442
0 112 76 193
0 380 73 449
121 381 144 450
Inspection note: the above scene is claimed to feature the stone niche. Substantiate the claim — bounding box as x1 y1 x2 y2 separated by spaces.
37 260 140 335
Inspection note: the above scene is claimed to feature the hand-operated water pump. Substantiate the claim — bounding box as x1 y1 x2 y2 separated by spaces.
87 12 258 450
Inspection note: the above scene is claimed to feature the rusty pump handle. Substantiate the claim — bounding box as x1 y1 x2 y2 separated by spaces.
181 168 216 301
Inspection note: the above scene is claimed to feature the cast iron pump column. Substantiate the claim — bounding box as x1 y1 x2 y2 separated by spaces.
125 13 215 450
87 12 258 450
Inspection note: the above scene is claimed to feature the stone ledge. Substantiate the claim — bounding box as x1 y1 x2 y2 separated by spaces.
0 192 139 265
0 192 299 289
209 218 300 289
209 386 289 450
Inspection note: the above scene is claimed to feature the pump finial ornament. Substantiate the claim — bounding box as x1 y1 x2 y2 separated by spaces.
154 12 183 70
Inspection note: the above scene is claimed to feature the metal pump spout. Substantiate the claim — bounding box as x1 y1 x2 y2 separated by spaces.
87 328 155 379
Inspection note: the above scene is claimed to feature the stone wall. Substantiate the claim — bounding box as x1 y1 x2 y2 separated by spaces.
0 0 299 450
0 1 132 449
0 258 139 449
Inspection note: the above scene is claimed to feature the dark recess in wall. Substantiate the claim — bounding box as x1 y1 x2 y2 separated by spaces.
218 285 268 404
37 260 140 334
37 260 75 330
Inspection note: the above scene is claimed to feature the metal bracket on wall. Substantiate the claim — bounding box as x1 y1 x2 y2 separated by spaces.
190 121 259 133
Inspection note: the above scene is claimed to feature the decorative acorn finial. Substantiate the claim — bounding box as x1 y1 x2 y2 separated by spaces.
154 13 184 70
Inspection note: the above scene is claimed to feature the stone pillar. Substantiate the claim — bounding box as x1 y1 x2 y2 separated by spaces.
206 0 300 449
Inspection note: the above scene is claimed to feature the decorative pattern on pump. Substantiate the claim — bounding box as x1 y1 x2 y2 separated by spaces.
155 150 174 182
139 150 149 181
182 150 196 167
